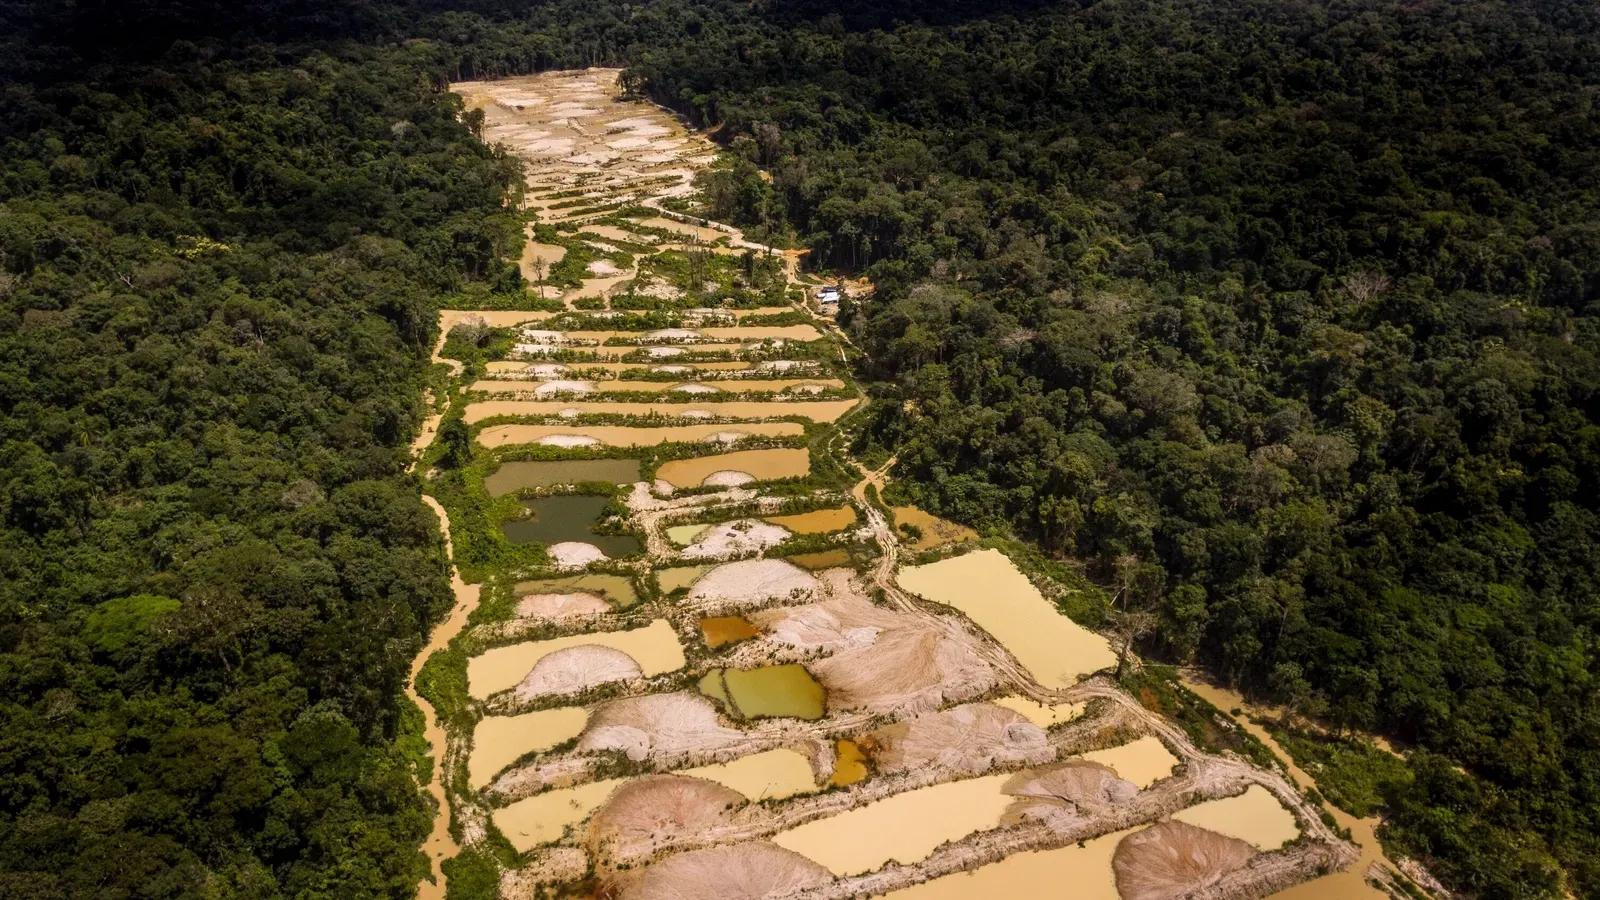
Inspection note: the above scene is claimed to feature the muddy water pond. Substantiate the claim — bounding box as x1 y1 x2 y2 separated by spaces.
665 524 711 546
654 565 710 595
784 549 857 570
990 695 1086 728
697 664 825 720
1172 784 1299 850
763 505 857 534
890 506 978 551
478 422 803 449
493 776 627 852
464 398 858 424
516 573 638 609
1079 735 1180 789
500 494 641 558
469 706 588 787
655 448 810 487
699 615 760 648
484 458 641 496
467 619 685 699
830 739 870 788
772 772 1014 875
887 827 1135 899
682 748 819 801
898 548 1116 688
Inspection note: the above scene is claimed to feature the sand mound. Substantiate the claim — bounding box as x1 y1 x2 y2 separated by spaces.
540 435 602 448
516 591 612 621
588 775 744 857
702 470 755 487
703 431 749 444
652 365 693 374
868 703 1050 775
681 409 716 420
578 692 742 761
759 575 996 711
785 383 826 395
1113 821 1257 900
681 520 791 560
519 328 565 343
558 407 582 418
619 842 831 900
646 346 685 358
687 559 817 608
758 360 803 372
588 260 624 276
811 623 994 712
1002 761 1138 826
649 328 703 341
672 382 721 394
514 645 642 700
534 380 596 395
549 541 607 566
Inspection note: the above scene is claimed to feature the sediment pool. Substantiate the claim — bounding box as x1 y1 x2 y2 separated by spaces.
493 777 627 852
990 695 1087 728
485 458 641 495
1172 784 1300 850
477 421 803 448
469 706 589 787
770 773 1014 875
763 505 857 534
830 739 870 787
890 506 978 550
464 398 857 424
1079 735 1180 789
682 748 819 801
467 619 685 699
698 664 825 720
887 827 1135 899
898 548 1116 687
699 615 760 648
655 565 710 594
501 494 641 558
655 448 810 487
515 573 638 609
471 377 845 394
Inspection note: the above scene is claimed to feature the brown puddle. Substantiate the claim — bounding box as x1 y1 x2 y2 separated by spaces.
785 549 856 570
898 548 1117 688
830 739 871 787
515 573 638 609
477 421 804 448
763 505 858 534
890 505 978 550
464 398 857 424
484 458 641 496
699 615 760 648
655 448 810 487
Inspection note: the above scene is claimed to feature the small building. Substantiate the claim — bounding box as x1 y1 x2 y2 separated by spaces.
816 285 843 305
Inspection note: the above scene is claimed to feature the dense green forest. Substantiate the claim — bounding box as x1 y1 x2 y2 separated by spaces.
3 0 1598 896
0 6 528 895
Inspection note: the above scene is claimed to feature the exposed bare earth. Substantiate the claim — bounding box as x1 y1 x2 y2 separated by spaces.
403 68 1363 900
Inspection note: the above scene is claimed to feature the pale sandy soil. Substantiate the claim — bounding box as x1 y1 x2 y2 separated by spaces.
432 69 1360 900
